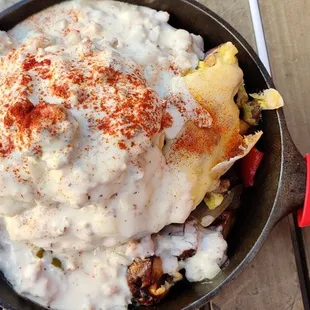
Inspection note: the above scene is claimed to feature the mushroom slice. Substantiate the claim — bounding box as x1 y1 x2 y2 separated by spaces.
127 256 182 306
213 210 236 239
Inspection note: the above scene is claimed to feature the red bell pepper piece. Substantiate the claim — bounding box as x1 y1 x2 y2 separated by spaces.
240 146 264 187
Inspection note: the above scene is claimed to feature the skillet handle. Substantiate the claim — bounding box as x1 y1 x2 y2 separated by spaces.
273 110 307 225
298 154 310 227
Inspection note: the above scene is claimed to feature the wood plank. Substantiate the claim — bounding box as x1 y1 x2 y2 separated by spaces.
212 219 303 310
197 0 305 309
259 0 310 155
0 1 308 310
200 0 256 50
259 0 310 296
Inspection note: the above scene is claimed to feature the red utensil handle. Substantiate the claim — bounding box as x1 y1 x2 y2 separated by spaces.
298 154 310 227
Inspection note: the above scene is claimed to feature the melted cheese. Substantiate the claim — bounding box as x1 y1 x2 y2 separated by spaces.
164 43 262 206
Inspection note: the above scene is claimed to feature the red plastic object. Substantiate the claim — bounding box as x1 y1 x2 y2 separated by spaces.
298 154 310 227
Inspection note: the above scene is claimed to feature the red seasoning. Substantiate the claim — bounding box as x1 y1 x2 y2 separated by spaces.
0 42 168 155
118 141 127 150
161 111 173 130
22 55 51 71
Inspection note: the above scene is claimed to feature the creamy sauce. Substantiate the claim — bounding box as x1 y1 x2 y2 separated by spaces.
0 218 226 310
0 0 209 251
0 1 227 309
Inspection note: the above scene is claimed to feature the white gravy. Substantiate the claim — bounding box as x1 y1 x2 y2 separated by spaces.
0 1 227 309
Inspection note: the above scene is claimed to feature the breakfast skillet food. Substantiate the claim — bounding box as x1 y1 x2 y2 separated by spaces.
0 0 284 309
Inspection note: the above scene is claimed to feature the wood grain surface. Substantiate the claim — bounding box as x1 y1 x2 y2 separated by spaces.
197 0 309 309
201 0 256 49
0 1 308 309
259 0 310 287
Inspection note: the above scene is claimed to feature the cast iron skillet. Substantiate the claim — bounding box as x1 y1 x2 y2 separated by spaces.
0 0 307 309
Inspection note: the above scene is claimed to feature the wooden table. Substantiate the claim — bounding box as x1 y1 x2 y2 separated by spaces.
0 1 309 309
197 1 310 309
